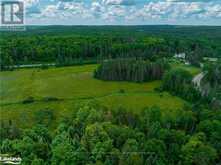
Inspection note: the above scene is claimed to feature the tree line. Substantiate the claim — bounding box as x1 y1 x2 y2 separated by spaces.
201 61 221 107
94 59 169 83
0 36 169 70
1 26 220 70
93 58 217 104
161 66 221 109
162 68 201 102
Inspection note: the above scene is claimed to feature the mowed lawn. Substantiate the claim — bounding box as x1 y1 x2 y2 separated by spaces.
0 64 186 128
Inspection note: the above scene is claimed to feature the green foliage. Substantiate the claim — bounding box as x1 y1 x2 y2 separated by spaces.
162 68 201 102
34 109 54 126
94 59 169 82
1 103 220 165
0 26 220 165
181 133 217 165
42 97 59 102
0 125 51 164
143 139 167 164
0 120 20 141
197 120 221 154
1 26 220 69
204 61 221 87
202 61 221 104
22 97 35 104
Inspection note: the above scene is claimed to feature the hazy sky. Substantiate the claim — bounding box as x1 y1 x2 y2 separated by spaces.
22 0 221 25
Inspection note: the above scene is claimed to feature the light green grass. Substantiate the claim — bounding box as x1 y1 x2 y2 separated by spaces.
96 92 185 112
170 61 201 76
0 64 161 104
0 64 187 129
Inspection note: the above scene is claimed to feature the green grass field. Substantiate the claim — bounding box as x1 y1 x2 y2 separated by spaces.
0 64 187 129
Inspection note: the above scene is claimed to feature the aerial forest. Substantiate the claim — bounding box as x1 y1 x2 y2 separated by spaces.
0 26 221 165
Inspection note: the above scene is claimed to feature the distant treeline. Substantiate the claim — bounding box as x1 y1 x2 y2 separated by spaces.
1 26 221 70
0 36 170 70
94 59 169 82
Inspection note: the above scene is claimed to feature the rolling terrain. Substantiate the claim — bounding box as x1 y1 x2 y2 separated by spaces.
0 64 187 129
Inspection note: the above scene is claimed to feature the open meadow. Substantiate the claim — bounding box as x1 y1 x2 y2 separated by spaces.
0 64 186 128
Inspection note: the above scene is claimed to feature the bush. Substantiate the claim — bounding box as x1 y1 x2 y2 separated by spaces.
154 87 163 92
22 97 35 104
40 64 49 70
42 97 59 102
118 89 125 93
34 109 54 126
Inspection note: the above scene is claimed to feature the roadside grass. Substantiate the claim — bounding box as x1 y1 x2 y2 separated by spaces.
0 64 187 129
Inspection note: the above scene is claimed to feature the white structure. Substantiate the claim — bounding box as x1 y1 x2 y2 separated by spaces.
174 53 186 59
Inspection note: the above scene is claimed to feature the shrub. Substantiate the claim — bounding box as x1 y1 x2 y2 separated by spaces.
34 109 54 126
22 97 35 104
42 97 59 102
41 64 49 70
118 89 125 93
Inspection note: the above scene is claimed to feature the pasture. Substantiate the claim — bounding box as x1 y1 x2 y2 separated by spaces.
0 64 186 128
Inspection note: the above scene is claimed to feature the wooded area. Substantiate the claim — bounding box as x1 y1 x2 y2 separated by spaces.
1 26 221 70
94 59 168 82
0 26 220 165
1 102 220 165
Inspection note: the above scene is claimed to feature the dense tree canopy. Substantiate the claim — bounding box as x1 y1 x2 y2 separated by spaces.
201 61 221 108
162 69 201 102
1 25 220 165
203 61 221 88
94 59 169 82
1 26 220 70
1 102 221 165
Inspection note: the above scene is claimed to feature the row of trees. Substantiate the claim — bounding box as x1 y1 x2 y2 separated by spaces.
94 60 216 105
1 26 220 70
1 102 220 165
162 69 201 102
201 61 221 107
203 61 221 88
161 66 221 109
0 36 170 70
94 59 169 82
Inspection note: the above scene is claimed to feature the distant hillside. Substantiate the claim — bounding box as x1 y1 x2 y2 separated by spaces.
1 25 221 39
